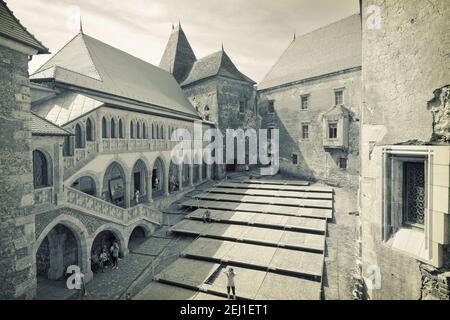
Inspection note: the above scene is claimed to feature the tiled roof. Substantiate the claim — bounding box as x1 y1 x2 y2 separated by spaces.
0 0 49 53
32 32 200 118
181 50 255 86
159 24 197 83
258 14 361 91
31 112 73 136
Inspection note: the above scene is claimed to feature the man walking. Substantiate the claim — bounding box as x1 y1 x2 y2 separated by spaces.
110 241 120 269
224 267 237 300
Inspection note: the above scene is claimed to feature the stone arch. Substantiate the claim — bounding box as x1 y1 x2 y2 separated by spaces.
193 152 202 183
131 158 149 203
127 222 152 251
71 175 97 196
151 154 167 197
102 161 128 207
34 214 90 282
182 152 192 187
86 117 95 141
90 224 127 256
101 116 108 138
33 148 53 188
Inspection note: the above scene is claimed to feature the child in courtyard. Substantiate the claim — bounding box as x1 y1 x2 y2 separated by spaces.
110 241 120 269
224 267 237 300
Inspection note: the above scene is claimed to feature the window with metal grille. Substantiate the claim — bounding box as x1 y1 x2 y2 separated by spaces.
292 154 298 165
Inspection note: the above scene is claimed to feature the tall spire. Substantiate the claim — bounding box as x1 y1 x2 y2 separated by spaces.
293 30 296 41
79 16 83 34
221 42 224 52
171 23 174 30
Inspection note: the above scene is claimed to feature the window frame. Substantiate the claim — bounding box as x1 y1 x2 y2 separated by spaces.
300 94 310 110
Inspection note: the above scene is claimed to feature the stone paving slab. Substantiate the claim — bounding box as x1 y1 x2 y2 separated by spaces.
254 272 321 300
155 258 221 289
134 282 225 300
181 199 332 219
155 258 321 300
182 238 323 278
171 220 325 252
237 179 311 186
206 187 333 199
193 193 332 209
218 182 333 193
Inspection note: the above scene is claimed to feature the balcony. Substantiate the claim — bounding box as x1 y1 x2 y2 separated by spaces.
34 186 54 205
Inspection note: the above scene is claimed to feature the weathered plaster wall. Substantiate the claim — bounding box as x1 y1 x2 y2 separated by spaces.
360 0 450 300
258 70 361 188
0 45 36 298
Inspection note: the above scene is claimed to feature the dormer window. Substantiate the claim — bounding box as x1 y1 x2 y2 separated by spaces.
335 89 344 106
268 100 275 114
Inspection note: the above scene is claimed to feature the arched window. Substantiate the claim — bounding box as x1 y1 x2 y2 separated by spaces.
75 124 83 148
119 119 124 138
156 124 159 139
152 124 155 139
137 122 141 139
102 117 107 138
160 125 164 140
111 118 116 138
33 150 50 188
130 121 135 138
86 118 93 141
143 123 147 139
63 136 73 157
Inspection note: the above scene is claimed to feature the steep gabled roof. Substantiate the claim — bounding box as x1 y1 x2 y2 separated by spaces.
31 32 200 118
159 24 197 83
31 112 73 136
258 14 361 91
0 0 49 53
181 49 255 87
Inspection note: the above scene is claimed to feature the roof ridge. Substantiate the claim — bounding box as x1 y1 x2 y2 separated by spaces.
34 32 81 74
0 0 49 53
78 33 102 81
295 13 360 40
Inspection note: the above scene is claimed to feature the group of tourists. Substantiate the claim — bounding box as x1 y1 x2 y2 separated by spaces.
91 240 121 273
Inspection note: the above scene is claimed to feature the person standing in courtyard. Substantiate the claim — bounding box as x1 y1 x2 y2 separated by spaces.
99 247 108 273
224 267 237 300
110 241 120 269
135 189 140 204
203 208 211 223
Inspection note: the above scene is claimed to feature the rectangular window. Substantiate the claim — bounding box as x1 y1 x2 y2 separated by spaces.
339 157 348 169
268 101 275 114
239 100 246 113
301 124 309 140
292 154 298 165
329 122 338 139
335 90 344 105
301 95 309 110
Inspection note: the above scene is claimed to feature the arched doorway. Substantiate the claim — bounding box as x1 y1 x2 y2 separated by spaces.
90 230 122 273
128 226 148 251
168 160 180 193
152 157 165 198
131 159 148 205
36 224 80 297
103 162 126 207
71 176 96 196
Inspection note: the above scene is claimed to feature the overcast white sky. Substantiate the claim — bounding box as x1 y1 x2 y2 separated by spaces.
7 0 359 83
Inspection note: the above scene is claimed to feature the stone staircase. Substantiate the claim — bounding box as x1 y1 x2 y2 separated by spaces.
62 186 162 227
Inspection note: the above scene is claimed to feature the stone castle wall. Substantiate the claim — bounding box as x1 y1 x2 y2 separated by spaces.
0 45 36 299
258 70 361 188
360 0 450 300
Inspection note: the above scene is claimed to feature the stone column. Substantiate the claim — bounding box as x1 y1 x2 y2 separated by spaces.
189 164 194 186
164 167 169 196
125 176 131 208
147 173 153 203
178 165 183 192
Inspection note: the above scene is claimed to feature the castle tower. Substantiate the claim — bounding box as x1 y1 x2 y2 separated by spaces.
159 23 197 83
